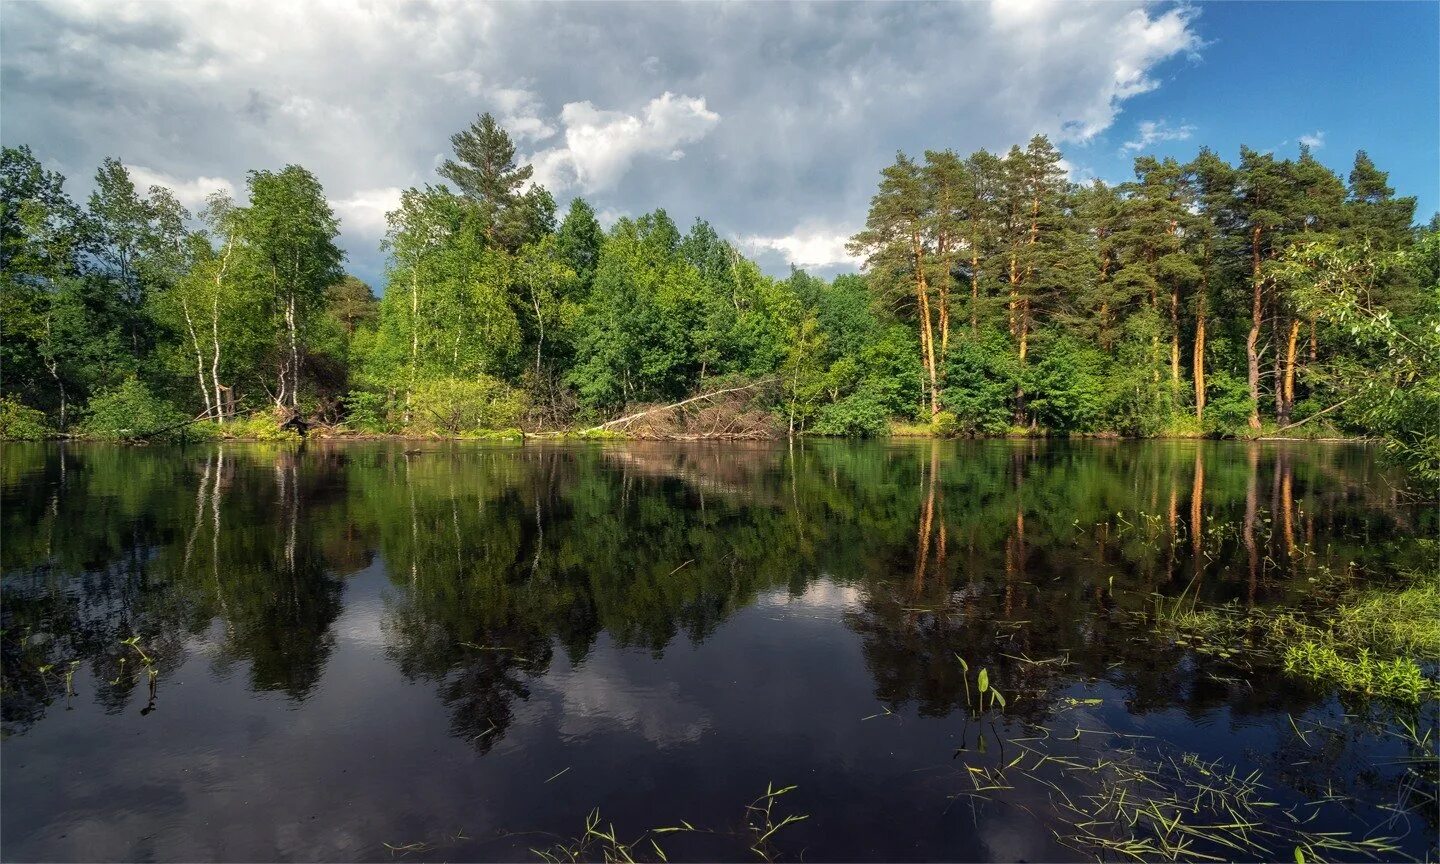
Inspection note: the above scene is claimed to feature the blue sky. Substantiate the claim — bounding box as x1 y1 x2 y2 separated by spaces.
1074 1 1438 219
3 1 1435 286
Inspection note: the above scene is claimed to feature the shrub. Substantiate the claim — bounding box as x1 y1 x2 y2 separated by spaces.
0 397 53 440
343 391 393 434
226 413 302 442
1026 337 1108 433
1202 370 1254 437
942 334 1017 435
812 388 891 437
408 376 527 435
78 378 185 440
930 410 959 438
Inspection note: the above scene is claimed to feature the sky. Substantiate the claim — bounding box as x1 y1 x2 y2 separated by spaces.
2 0 1435 288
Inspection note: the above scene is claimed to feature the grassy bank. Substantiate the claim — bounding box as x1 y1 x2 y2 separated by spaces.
1156 566 1440 703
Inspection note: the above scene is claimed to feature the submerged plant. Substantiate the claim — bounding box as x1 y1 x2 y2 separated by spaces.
1152 568 1440 704
1283 641 1431 702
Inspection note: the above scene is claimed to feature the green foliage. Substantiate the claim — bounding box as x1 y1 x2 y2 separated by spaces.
812 387 892 437
0 397 52 440
941 334 1016 435
1158 569 1439 704
1202 371 1254 437
341 391 392 434
200 413 301 442
1282 643 1431 703
1 124 1433 472
409 376 526 435
930 410 959 438
78 377 184 440
1026 336 1108 433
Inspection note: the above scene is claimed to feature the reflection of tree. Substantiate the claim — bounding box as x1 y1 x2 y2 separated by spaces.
839 440 1435 730
4 440 1432 758
2 445 353 732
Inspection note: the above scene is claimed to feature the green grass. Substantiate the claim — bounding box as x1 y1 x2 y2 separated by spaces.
1155 569 1439 704
1282 642 1431 702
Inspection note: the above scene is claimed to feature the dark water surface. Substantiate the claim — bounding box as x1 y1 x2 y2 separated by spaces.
2 440 1434 862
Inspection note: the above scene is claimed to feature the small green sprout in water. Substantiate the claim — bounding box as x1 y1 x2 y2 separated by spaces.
955 654 972 708
746 782 809 862
120 634 153 666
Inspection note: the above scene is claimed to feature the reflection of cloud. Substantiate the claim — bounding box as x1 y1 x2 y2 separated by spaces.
536 651 710 747
759 580 861 612
336 596 387 647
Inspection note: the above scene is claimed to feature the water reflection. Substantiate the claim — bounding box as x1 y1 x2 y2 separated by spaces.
1 440 1431 861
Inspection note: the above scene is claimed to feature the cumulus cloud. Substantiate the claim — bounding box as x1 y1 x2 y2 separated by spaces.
125 165 236 210
1122 119 1197 152
1299 130 1326 149
742 228 860 269
333 187 403 238
1 1 1204 283
529 92 720 193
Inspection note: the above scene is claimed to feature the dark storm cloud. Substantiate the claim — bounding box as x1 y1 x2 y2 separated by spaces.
1 1 1200 287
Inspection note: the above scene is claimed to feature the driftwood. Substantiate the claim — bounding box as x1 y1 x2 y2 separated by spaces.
523 378 779 439
584 380 776 433
1259 395 1357 437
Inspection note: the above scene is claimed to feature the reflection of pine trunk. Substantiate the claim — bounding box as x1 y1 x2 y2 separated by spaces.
1281 454 1295 558
1190 447 1204 583
913 444 939 591
1166 482 1178 583
406 453 418 589
1244 445 1259 605
185 454 213 573
283 457 298 575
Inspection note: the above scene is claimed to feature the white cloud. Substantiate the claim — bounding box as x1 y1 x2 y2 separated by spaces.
989 3 1202 142
2 1 1204 285
1122 119 1196 153
333 186 402 238
125 165 235 210
743 227 860 269
1299 130 1326 149
529 92 720 193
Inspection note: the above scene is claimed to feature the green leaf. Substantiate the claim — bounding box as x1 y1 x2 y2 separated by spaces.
977 668 989 694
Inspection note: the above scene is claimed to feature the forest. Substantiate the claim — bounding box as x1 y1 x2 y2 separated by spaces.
1 115 1436 482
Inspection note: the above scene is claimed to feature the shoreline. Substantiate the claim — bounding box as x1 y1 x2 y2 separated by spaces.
6 430 1375 445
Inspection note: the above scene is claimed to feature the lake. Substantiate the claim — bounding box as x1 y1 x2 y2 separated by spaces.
2 440 1434 862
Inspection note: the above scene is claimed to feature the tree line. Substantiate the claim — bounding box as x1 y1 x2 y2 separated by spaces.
1 117 1435 478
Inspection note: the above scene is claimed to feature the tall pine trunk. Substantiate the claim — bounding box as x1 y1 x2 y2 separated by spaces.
1246 226 1263 430
1280 317 1301 426
969 252 980 333
911 231 939 419
1193 297 1207 421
